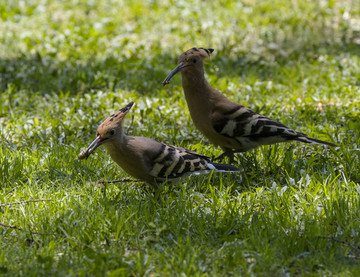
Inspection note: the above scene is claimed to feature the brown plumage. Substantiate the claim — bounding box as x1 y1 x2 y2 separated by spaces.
79 102 241 186
163 47 337 162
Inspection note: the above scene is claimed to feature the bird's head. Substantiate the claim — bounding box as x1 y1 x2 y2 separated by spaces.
78 101 134 159
162 47 214 85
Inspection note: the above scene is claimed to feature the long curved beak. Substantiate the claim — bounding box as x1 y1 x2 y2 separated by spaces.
162 62 186 85
78 135 105 160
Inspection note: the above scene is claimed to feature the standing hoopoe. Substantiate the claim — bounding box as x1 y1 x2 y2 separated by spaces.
163 47 337 162
79 102 241 185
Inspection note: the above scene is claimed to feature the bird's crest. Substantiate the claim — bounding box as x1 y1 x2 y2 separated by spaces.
178 47 214 63
98 102 134 130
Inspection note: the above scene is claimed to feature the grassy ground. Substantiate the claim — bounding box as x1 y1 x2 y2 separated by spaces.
1 0 360 275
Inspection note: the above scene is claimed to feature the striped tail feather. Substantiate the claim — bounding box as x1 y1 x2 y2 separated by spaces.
295 136 337 147
159 162 241 182
208 162 243 172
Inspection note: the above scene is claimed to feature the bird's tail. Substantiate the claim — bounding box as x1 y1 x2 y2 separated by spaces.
208 162 242 172
296 136 337 147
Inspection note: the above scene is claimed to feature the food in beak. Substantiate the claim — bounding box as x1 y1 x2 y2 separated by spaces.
162 63 185 85
78 136 102 160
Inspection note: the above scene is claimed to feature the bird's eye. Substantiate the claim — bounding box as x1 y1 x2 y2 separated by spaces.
109 130 115 136
193 59 197 63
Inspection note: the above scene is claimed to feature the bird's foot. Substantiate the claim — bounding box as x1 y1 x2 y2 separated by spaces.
101 178 141 183
214 152 236 164
96 178 141 187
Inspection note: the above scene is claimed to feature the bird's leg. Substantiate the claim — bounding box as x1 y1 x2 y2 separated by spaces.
97 178 142 184
214 151 236 164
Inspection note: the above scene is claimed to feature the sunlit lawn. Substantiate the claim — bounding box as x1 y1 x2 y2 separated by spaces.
1 0 360 275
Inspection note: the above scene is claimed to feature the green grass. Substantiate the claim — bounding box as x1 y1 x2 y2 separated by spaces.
1 0 360 275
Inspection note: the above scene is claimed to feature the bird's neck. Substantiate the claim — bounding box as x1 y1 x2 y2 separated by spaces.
181 67 205 86
182 70 209 101
181 69 224 109
104 132 127 157
180 69 224 134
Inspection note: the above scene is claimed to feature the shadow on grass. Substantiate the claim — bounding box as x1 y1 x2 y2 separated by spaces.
0 53 173 95
1 37 359 95
210 40 360 81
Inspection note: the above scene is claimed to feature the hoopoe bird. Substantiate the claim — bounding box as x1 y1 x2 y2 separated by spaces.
79 102 241 186
163 47 337 162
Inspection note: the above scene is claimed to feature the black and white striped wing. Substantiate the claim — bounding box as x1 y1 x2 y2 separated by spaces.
147 144 211 181
212 106 300 151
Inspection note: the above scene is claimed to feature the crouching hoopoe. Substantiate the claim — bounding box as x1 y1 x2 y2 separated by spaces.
163 47 337 162
79 102 241 186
